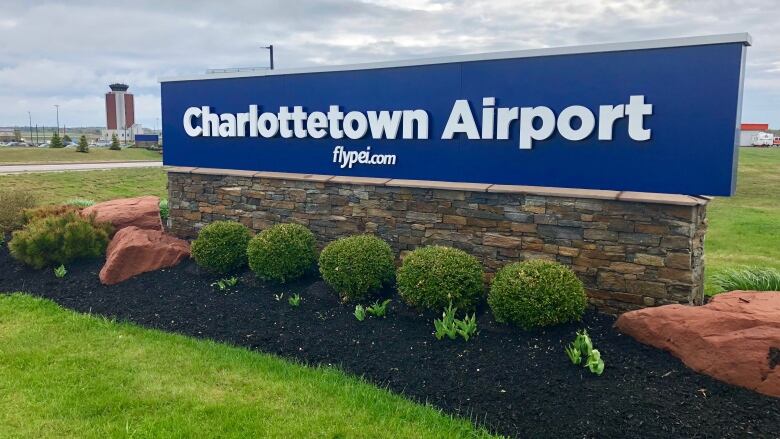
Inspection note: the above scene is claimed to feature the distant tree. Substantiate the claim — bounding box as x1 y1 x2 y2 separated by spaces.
62 134 72 143
76 135 89 153
49 132 64 148
109 134 121 150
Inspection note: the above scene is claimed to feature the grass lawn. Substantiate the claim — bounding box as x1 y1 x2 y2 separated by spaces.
704 148 780 295
0 168 167 205
0 147 160 164
0 148 775 294
0 293 492 438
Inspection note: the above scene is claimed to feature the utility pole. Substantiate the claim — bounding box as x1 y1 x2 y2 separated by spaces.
28 111 33 145
54 104 60 136
262 44 274 70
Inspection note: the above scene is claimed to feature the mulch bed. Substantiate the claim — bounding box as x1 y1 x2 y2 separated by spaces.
0 245 777 438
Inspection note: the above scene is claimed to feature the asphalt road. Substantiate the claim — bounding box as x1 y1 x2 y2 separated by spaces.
0 161 163 175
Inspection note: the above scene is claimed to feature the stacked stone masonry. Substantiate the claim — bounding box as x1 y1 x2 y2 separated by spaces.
168 168 708 314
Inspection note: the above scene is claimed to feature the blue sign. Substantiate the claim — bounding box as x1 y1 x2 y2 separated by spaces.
135 134 159 142
161 34 749 196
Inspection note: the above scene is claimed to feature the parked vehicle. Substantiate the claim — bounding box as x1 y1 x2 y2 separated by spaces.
751 132 774 146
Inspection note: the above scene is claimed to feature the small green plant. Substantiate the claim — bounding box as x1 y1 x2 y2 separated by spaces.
353 304 366 321
64 198 96 208
711 266 780 292
211 276 239 291
273 292 285 302
565 344 582 365
159 199 169 221
288 294 301 308
76 135 89 153
586 349 605 375
53 264 67 278
565 330 604 376
433 302 477 341
366 299 391 318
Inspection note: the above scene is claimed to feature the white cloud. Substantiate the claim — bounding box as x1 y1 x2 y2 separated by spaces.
0 0 778 127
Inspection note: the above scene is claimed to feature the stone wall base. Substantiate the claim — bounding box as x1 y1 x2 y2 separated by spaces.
167 168 708 314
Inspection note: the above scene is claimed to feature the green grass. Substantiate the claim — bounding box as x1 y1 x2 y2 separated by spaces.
0 168 167 205
710 266 780 292
0 147 160 164
704 148 780 295
0 293 493 439
0 148 775 295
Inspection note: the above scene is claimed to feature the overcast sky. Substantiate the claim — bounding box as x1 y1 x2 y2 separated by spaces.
1 0 778 130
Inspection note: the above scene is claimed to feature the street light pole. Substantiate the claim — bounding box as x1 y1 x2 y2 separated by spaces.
262 44 274 70
54 104 60 136
28 111 33 145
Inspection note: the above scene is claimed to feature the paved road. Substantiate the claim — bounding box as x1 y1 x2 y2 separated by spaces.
0 161 163 175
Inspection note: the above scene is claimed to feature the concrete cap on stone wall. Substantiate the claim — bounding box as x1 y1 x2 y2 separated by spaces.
190 167 257 177
166 167 711 206
616 191 709 206
329 176 391 185
488 184 620 200
386 179 491 192
253 171 334 182
165 166 197 174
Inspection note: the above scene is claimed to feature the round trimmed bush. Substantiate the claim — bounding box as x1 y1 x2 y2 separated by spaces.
191 221 253 274
319 235 395 302
247 223 316 283
396 245 484 312
488 259 586 329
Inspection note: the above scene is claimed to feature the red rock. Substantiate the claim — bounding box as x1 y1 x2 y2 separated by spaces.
100 226 190 285
82 196 162 232
615 291 780 398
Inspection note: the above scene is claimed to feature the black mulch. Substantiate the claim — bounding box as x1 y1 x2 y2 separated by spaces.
0 246 777 438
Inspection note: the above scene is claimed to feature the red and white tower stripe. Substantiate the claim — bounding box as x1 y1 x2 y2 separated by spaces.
105 83 135 130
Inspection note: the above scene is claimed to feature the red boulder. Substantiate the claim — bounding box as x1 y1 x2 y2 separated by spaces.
615 291 780 398
82 196 162 232
100 226 190 285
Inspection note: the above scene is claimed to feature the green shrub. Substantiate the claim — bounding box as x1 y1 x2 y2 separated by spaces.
159 199 169 221
49 132 64 148
488 259 586 329
247 223 316 283
319 235 395 302
191 221 253 274
76 135 89 153
109 134 121 150
396 246 484 312
64 198 96 208
0 189 37 234
711 266 780 292
22 205 80 224
8 212 113 269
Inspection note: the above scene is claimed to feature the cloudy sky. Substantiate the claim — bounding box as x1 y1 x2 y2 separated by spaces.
1 0 778 130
